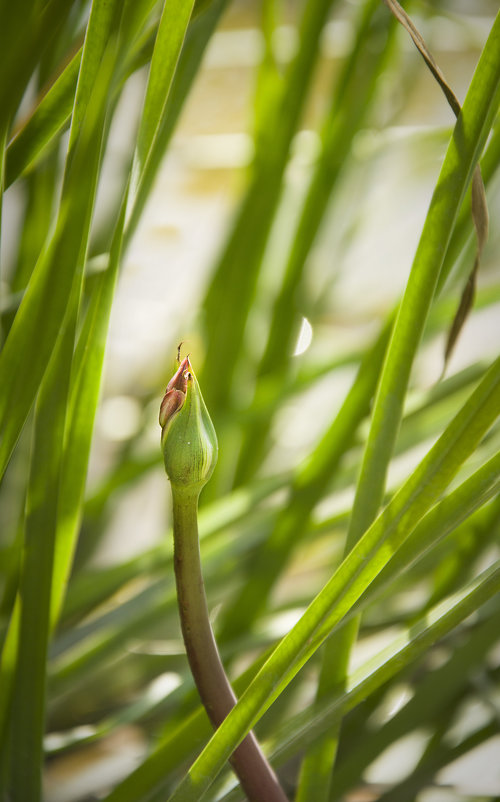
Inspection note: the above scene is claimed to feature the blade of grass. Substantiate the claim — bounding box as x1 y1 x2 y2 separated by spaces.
10 153 59 293
0 123 7 347
123 0 229 246
218 317 393 645
101 647 276 802
166 337 500 801
45 0 222 719
7 287 81 802
330 607 500 798
437 119 500 294
346 8 500 565
235 0 396 484
4 50 82 187
0 0 122 776
382 0 490 368
3 0 164 188
199 0 338 421
0 0 72 128
50 189 129 627
126 0 196 224
0 0 122 482
354 466 500 615
133 0 195 178
299 11 500 796
268 572 500 776
106 559 500 802
376 720 499 802
62 472 288 625
49 580 174 701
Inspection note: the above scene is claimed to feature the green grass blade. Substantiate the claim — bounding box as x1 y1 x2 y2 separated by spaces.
303 12 500 792
330 608 500 798
218 318 393 644
347 11 500 554
437 119 500 294
134 0 195 178
0 1 120 481
101 649 274 802
0 2 122 788
0 0 71 127
127 0 196 219
124 0 228 245
3 0 167 188
200 0 337 420
4 51 81 187
266 570 500 775
235 0 395 484
359 467 500 613
375 721 498 802
7 297 78 802
8 153 59 298
166 347 500 800
0 123 7 347
62 472 287 624
66 3 122 151
50 192 128 627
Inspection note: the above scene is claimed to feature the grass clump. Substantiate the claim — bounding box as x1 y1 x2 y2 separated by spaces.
0 2 500 801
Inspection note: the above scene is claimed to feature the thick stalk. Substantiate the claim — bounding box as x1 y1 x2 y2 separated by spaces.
171 486 289 802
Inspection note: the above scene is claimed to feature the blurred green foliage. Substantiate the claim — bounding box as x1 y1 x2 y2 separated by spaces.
0 1 500 801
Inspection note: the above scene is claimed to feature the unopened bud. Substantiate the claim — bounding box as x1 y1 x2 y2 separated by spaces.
160 356 218 494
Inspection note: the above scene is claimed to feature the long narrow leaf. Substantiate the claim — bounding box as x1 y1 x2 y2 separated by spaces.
269 568 500 773
0 1 121 481
302 10 500 793
124 0 228 245
166 338 500 800
127 0 196 217
50 191 128 626
235 0 395 484
200 0 337 420
0 0 122 781
4 50 82 187
347 11 500 553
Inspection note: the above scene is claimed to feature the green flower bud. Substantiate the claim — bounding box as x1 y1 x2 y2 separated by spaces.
160 356 218 494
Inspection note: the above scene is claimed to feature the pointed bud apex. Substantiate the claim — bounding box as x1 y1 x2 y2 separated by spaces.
159 356 190 429
160 357 218 494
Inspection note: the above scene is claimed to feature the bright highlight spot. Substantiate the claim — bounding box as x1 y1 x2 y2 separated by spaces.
99 395 142 441
45 725 96 751
293 316 313 356
147 672 183 703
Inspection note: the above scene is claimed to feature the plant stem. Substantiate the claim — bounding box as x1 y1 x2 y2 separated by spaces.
171 485 289 802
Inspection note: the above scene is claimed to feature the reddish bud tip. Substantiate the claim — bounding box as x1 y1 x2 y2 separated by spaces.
159 356 191 429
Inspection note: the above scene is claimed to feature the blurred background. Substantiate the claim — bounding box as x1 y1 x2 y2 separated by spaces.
84 0 500 560
1 0 500 800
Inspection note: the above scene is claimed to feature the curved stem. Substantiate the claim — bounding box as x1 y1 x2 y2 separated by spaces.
171 486 289 802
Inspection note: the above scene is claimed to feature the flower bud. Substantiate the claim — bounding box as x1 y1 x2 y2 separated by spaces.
160 356 218 494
